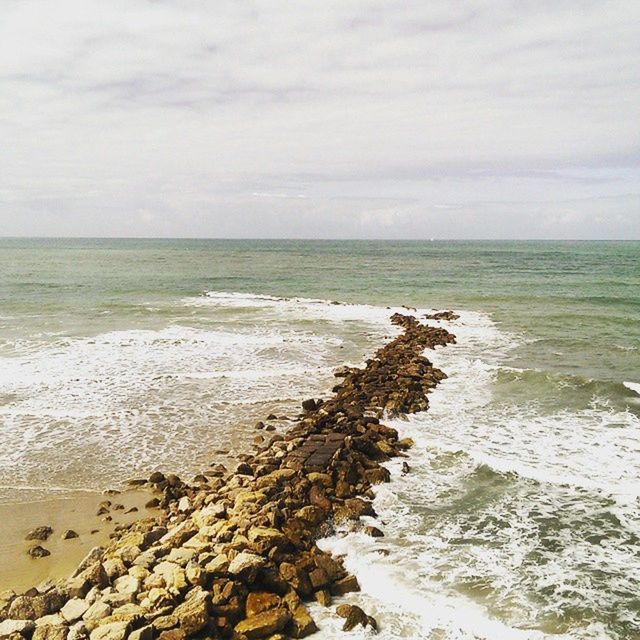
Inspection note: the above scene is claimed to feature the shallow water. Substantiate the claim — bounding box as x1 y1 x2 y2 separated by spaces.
0 239 638 638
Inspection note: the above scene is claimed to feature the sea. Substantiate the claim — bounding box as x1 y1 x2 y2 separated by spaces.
0 238 638 639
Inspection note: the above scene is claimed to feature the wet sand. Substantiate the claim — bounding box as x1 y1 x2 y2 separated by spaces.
0 489 155 593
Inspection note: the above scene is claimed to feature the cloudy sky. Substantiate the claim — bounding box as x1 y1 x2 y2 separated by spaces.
1 0 638 238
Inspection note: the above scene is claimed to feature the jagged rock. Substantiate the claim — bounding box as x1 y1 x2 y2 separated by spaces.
67 621 88 640
177 497 191 513
127 626 152 640
153 562 187 593
60 529 79 540
235 462 253 476
72 548 104 578
173 588 210 635
25 527 53 542
301 399 317 412
27 546 51 558
204 554 229 576
245 592 280 617
0 620 36 637
159 522 197 548
88 621 129 640
335 604 375 631
313 589 331 607
32 626 68 640
60 599 90 623
113 575 139 596
330 574 360 596
287 604 317 638
234 607 291 639
82 602 111 624
363 525 384 537
228 553 265 581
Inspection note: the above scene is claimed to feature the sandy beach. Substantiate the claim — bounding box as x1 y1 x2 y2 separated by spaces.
0 490 155 593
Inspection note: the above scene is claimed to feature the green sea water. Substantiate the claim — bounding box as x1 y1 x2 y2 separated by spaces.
0 238 639 639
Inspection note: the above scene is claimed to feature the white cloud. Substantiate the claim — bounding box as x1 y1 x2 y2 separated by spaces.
0 0 638 237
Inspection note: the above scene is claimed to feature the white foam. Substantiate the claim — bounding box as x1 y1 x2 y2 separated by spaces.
623 381 640 395
311 309 640 639
0 292 453 497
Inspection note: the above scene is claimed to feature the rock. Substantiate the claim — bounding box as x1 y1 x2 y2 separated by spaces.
0 620 36 637
67 622 88 640
151 615 178 632
157 631 185 640
234 607 291 639
185 561 203 586
82 602 111 624
301 399 317 412
336 604 376 632
287 604 317 638
204 554 229 576
72 548 104 578
60 530 79 540
35 614 64 627
113 575 140 596
88 621 129 640
227 552 265 581
245 592 280 618
247 527 288 552
177 497 191 513
153 562 187 593
308 568 329 589
173 588 210 635
363 525 384 537
313 590 331 607
159 522 197 548
25 526 53 541
32 626 68 640
235 462 253 476
166 548 195 567
61 599 90 623
127 626 152 640
8 592 66 621
148 472 165 484
330 574 360 596
27 546 51 558
76 562 108 589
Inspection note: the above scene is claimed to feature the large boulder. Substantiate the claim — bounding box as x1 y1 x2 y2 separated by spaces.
88 622 129 640
173 588 210 636
234 608 291 639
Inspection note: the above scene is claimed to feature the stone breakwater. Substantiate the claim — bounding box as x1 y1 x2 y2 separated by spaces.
0 313 456 640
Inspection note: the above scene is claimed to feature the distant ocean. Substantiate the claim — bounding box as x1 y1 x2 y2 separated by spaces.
1 238 639 639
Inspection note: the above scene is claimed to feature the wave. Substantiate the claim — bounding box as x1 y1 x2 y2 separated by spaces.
623 381 640 395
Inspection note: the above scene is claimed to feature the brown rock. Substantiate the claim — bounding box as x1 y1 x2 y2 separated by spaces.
234 608 291 639
313 589 331 607
61 530 79 540
336 604 377 632
173 587 210 635
25 526 53 541
32 625 68 640
27 545 51 558
330 574 360 596
245 592 280 617
286 604 317 638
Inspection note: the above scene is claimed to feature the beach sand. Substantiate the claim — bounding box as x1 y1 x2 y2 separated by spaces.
0 489 155 593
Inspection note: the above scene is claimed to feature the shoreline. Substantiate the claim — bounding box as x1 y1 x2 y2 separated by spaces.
0 491 157 594
0 311 457 639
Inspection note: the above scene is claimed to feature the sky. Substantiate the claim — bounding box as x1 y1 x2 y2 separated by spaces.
1 0 639 239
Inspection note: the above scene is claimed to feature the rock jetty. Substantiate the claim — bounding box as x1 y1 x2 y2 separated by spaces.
0 312 456 640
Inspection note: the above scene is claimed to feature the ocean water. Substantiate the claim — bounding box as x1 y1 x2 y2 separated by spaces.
0 238 639 639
